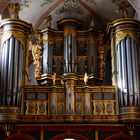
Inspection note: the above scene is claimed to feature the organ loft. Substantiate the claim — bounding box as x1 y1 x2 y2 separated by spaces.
0 1 140 140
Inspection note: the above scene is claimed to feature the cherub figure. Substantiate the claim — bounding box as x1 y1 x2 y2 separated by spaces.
8 3 20 19
84 73 88 85
51 73 56 85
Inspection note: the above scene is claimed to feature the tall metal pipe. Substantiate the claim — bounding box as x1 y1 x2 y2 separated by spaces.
0 18 32 122
42 42 53 74
132 40 139 105
107 18 140 122
117 43 123 106
121 40 128 106
126 37 133 106
64 27 77 73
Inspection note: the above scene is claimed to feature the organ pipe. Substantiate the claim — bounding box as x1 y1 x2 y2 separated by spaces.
0 18 32 122
107 18 140 122
64 27 77 73
34 18 104 86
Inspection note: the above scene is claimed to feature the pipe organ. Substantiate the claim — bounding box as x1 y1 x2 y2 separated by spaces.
0 18 32 121
32 18 105 85
1 6 140 138
31 18 107 121
107 18 140 122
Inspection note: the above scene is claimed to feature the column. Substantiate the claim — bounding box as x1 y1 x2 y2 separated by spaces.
65 78 75 121
49 86 57 117
84 86 90 115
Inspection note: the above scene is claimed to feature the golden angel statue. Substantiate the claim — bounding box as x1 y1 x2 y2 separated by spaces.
84 73 88 85
51 73 56 85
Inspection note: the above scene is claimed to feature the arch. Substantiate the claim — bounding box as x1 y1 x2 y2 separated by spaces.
4 133 35 140
51 133 88 140
105 133 137 140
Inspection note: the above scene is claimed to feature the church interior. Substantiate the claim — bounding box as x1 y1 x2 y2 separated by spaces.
0 0 140 139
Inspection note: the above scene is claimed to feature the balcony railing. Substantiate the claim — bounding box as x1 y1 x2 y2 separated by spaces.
22 85 118 122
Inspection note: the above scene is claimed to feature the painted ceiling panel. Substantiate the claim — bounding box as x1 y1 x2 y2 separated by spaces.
0 0 137 30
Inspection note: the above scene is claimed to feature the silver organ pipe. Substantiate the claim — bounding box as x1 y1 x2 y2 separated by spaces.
107 18 140 122
116 37 140 107
117 43 123 106
0 18 32 122
126 37 133 106
42 43 53 74
13 39 19 105
1 40 9 105
121 40 128 106
17 43 23 107
132 40 139 106
64 28 77 73
7 37 15 105
43 43 48 74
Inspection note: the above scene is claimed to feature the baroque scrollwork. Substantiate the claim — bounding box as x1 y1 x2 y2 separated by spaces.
2 30 26 47
93 100 115 115
115 30 138 46
98 32 105 80
31 38 42 79
32 35 42 79
25 100 48 115
64 27 77 37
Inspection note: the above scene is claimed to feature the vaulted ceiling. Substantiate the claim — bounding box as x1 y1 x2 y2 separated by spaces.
0 0 139 31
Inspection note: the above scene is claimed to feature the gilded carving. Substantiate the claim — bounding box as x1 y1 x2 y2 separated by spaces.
51 73 56 85
97 32 105 79
93 100 115 115
42 35 48 43
93 100 103 115
115 30 138 46
44 15 52 28
84 73 88 85
25 100 48 115
2 30 26 47
98 46 105 79
77 37 86 43
86 36 96 45
31 42 42 79
54 37 63 43
77 56 87 62
64 27 77 37
8 2 20 19
53 55 63 61
30 33 43 79
43 35 57 45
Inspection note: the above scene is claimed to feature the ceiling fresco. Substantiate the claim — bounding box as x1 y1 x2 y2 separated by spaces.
0 0 139 31
55 0 85 15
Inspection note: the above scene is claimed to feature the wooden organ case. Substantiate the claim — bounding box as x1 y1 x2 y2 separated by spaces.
0 8 140 139
29 18 116 121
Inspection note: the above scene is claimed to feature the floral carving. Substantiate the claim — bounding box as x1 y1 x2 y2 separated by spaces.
64 27 76 37
115 30 138 46
31 43 42 79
